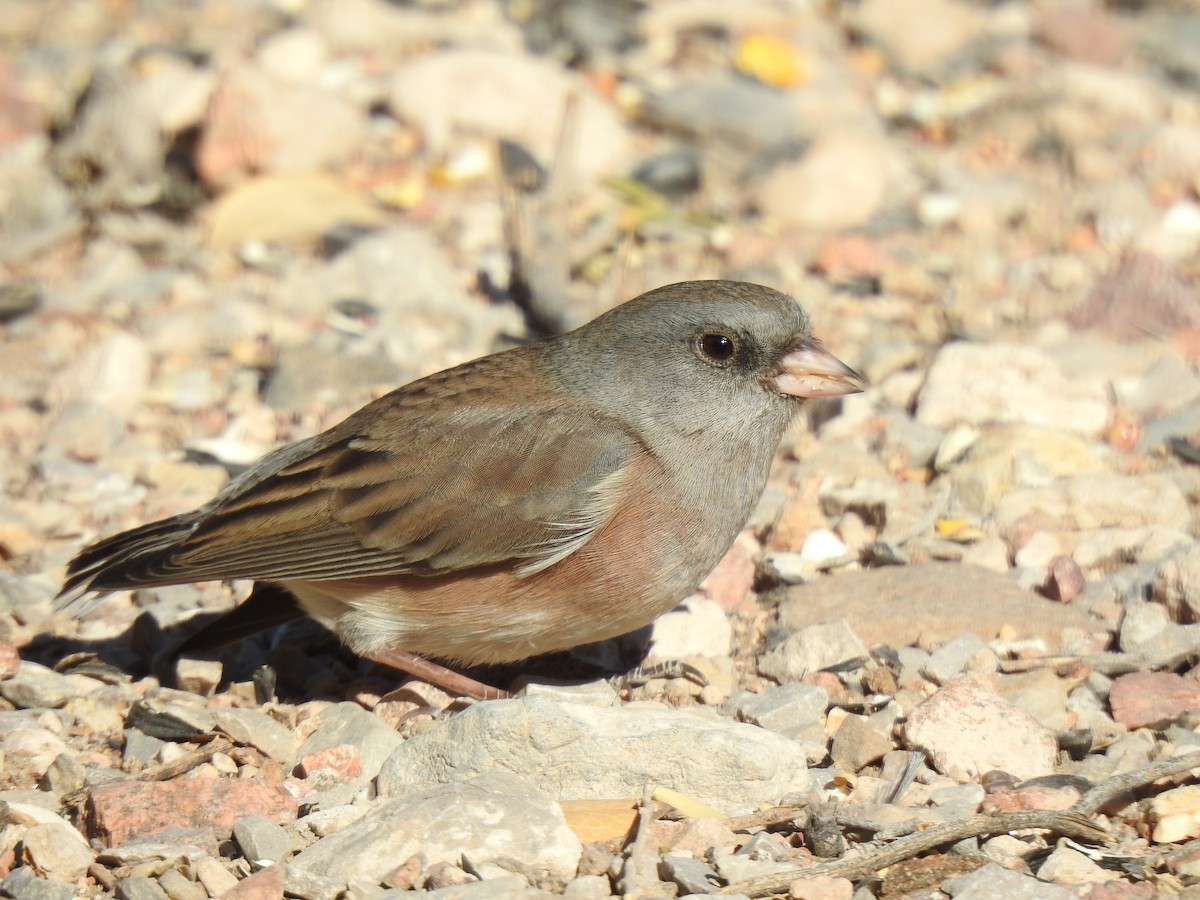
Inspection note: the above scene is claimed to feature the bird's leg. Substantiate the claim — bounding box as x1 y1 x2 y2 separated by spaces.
368 648 510 701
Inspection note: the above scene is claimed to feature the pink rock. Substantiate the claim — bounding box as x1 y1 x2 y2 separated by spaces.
904 676 1056 782
86 778 297 847
220 862 286 899
699 532 759 614
297 743 363 780
1110 672 1200 730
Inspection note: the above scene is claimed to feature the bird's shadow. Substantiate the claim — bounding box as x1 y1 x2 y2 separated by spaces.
21 609 654 703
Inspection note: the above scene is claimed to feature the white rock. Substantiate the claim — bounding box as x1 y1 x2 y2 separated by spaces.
648 596 731 660
904 676 1056 782
376 696 811 813
917 342 1110 435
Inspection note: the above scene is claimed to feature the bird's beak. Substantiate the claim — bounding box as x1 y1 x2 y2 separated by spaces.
768 339 866 399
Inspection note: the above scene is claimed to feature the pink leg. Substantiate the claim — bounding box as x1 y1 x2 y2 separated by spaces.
368 648 510 701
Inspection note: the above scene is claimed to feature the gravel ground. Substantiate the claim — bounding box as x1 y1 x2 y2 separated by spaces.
4 0 1200 897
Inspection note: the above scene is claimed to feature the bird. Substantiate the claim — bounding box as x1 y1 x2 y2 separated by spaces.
56 280 864 698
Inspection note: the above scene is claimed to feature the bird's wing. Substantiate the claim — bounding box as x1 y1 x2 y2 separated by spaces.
62 376 643 597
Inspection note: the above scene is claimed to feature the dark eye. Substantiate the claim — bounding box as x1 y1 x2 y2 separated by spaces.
697 331 738 365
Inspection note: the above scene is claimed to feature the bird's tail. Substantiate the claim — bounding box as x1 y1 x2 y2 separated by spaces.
55 514 199 616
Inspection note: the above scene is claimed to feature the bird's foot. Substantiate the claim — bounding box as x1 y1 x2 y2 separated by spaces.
368 648 510 701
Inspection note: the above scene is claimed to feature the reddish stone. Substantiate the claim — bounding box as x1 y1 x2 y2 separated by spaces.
1045 554 1086 604
981 783 1084 815
1110 672 1200 730
86 778 297 847
220 863 286 900
814 235 889 280
0 640 19 679
699 532 759 614
1035 7 1127 67
297 743 362 780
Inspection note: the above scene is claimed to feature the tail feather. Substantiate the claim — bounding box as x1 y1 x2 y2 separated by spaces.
56 515 200 616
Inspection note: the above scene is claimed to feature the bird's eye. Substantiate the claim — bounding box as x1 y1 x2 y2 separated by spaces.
696 331 738 365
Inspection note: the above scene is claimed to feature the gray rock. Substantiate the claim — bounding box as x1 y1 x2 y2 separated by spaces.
264 346 402 412
0 867 76 900
1072 526 1192 574
233 813 293 865
283 866 344 900
16 821 94 883
115 877 171 900
293 771 580 889
0 136 82 265
0 661 87 709
377 696 810 813
943 862 1075 899
661 854 719 894
297 702 402 782
641 77 800 159
214 707 300 764
728 683 829 738
155 868 206 900
1156 543 1200 623
758 618 868 682
922 633 986 685
424 875 550 898
40 400 125 463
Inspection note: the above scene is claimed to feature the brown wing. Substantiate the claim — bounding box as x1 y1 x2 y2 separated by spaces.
60 350 642 600
168 404 638 582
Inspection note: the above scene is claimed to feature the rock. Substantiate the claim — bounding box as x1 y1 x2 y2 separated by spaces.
776 564 1100 651
0 867 76 900
993 473 1191 539
1109 672 1200 730
1151 783 1200 842
115 877 171 900
212 707 299 763
196 64 369 188
1070 252 1200 339
917 343 1110 436
85 778 297 847
754 132 902 231
1036 845 1116 885
922 633 986 685
292 771 580 889
830 714 891 772
941 425 1105 517
758 618 868 682
295 702 403 783
16 819 94 882
639 76 801 161
0 660 94 709
205 174 384 247
904 677 1057 783
647 596 731 660
1035 6 1128 66
0 136 81 263
854 0 983 77
232 813 293 865
389 50 628 184
727 683 828 739
1154 545 1200 623
943 863 1076 899
377 696 810 813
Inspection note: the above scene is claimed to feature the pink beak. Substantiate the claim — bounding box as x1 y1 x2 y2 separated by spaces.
768 339 866 399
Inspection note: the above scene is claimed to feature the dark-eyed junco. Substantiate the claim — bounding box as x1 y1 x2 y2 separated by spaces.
57 280 863 697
